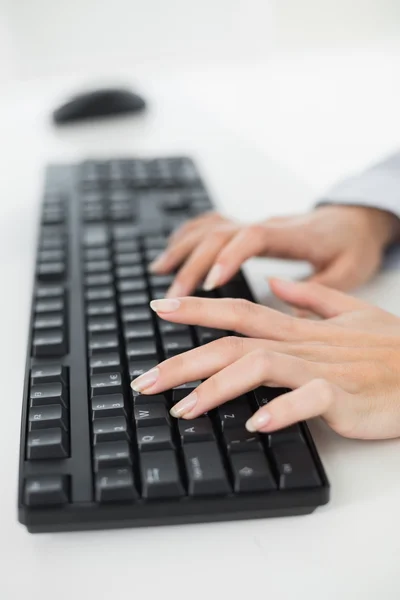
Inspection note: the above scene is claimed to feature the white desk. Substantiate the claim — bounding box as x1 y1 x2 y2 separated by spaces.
1 52 400 600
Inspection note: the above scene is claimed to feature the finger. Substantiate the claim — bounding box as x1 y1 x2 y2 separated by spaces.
166 227 236 297
149 229 206 274
131 336 258 394
150 296 327 341
201 225 270 290
168 212 224 244
169 349 318 419
269 278 368 318
245 378 347 432
307 254 366 292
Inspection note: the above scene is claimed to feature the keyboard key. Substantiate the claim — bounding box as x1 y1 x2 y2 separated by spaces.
223 429 262 453
35 298 64 313
34 313 64 329
137 425 174 451
27 428 69 459
85 273 113 287
29 404 68 431
95 468 138 503
196 327 226 345
115 252 142 265
178 417 215 443
162 332 193 358
267 424 304 446
112 225 140 240
90 372 122 395
40 237 64 250
253 386 290 408
158 320 189 335
114 240 139 253
144 236 167 250
87 315 118 333
91 394 126 419
126 340 157 359
116 265 144 279
86 300 116 316
122 306 152 323
145 248 161 262
31 364 67 385
90 352 121 373
85 286 115 301
24 475 69 506
93 417 129 443
183 442 230 496
38 249 65 262
140 451 184 499
230 452 276 493
117 279 146 293
172 381 201 404
82 224 109 247
85 248 110 261
120 293 149 307
269 442 321 489
217 400 252 430
132 393 168 406
93 441 132 471
84 260 112 274
129 360 158 379
149 274 174 287
124 321 154 340
36 285 64 298
134 403 170 427
37 262 65 281
89 333 119 353
30 382 67 407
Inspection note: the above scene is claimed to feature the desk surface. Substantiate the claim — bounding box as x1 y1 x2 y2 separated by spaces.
1 50 400 600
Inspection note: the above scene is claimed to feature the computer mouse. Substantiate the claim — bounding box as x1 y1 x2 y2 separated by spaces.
52 88 146 124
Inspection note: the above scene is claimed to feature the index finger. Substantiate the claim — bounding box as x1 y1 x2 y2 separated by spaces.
149 296 331 342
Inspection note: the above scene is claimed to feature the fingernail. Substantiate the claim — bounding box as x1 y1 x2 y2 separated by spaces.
203 264 222 291
170 392 198 418
166 282 185 298
149 252 168 273
245 411 271 432
150 298 181 313
131 368 159 392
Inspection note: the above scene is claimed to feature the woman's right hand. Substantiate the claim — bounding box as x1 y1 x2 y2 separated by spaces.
149 205 399 297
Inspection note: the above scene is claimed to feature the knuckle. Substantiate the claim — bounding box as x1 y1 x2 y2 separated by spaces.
230 298 255 322
222 335 245 353
251 349 273 378
247 223 267 240
208 226 232 244
311 378 335 409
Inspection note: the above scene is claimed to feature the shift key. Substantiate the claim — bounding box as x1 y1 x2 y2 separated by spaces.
269 442 321 489
183 442 231 496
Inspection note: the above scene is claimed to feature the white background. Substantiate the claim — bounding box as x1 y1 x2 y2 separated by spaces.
1 2 400 599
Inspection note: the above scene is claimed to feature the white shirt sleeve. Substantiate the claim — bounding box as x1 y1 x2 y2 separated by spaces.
318 152 400 219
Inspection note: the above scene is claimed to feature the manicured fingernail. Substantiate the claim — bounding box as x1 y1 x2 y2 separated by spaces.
170 392 198 418
245 411 271 432
149 252 168 273
150 298 181 313
166 282 185 298
203 264 222 291
131 368 159 392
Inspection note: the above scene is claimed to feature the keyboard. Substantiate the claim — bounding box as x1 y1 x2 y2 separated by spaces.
18 157 329 533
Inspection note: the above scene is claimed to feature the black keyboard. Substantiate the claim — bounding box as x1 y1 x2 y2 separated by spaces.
18 157 329 533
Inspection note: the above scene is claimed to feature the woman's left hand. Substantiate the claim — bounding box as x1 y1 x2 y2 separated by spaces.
130 279 400 440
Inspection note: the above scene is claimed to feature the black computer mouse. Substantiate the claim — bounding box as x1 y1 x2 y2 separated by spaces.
52 88 146 124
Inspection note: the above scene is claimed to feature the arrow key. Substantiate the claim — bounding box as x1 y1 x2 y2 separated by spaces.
230 451 276 493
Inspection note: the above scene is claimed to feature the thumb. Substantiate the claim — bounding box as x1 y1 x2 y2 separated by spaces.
269 278 368 319
307 254 363 292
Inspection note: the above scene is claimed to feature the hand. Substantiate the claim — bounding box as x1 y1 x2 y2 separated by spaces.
131 280 400 440
149 205 399 297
